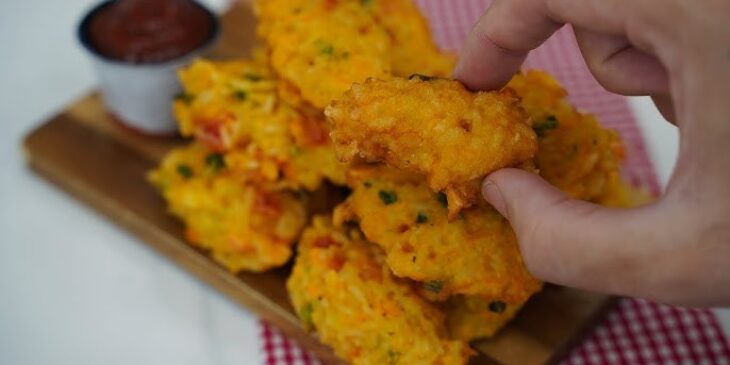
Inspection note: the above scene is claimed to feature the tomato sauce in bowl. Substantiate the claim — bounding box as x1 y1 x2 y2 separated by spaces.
77 0 219 134
80 0 218 64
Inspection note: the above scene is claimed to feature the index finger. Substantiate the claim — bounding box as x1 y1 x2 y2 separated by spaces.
453 0 562 90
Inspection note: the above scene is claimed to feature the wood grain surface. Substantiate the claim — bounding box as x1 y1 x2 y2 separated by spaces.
22 3 615 364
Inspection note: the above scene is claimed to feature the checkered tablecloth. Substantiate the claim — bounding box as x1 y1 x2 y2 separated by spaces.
261 298 730 365
257 0 730 363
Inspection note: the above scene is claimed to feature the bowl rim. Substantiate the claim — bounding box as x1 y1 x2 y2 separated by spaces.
77 0 221 67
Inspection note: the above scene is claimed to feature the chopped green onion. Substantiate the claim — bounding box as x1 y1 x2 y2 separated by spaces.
243 73 262 82
379 190 397 205
176 164 193 179
416 212 428 224
533 116 558 136
314 39 335 56
387 349 401 364
423 280 443 293
320 44 334 55
233 90 247 101
409 74 437 81
205 153 226 171
299 303 314 327
488 301 507 313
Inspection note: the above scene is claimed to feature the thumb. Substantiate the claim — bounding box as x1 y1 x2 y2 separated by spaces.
482 168 669 298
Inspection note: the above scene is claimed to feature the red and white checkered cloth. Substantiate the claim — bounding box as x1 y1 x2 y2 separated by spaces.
261 298 730 364
258 0 730 364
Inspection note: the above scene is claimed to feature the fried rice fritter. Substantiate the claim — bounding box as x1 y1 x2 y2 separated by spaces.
333 166 543 304
592 177 654 208
174 57 288 152
288 216 473 365
444 295 525 341
326 76 537 218
255 0 392 108
364 0 456 77
175 59 347 190
148 142 308 272
508 71 630 203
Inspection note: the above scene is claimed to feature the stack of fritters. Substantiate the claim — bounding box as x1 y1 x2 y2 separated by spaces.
149 56 347 273
149 1 646 363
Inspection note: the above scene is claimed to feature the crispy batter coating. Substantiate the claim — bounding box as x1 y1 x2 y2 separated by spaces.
326 76 537 218
288 216 472 365
256 0 391 108
507 71 631 203
333 166 543 303
175 59 346 190
444 296 525 341
364 0 456 77
148 142 308 272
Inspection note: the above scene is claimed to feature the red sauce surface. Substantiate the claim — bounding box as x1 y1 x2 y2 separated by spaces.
88 0 214 63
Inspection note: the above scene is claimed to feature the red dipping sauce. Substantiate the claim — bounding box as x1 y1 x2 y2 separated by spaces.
88 0 215 64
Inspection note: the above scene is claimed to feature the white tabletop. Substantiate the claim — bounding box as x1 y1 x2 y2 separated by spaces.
0 1 726 364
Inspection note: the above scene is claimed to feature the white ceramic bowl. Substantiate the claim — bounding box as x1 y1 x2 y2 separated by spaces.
77 0 220 135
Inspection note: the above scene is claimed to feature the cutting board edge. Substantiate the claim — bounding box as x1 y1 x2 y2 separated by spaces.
21 115 346 365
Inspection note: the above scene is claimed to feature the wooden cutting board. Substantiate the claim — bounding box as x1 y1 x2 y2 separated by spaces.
22 3 615 364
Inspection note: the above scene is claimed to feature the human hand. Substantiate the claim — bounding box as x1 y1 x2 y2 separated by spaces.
454 0 730 306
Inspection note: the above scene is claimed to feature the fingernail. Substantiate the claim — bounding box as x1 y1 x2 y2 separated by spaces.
482 179 507 216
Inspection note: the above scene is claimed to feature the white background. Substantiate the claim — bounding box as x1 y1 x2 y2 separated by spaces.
0 0 726 364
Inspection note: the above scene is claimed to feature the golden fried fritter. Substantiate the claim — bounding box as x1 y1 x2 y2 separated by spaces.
220 142 345 191
364 0 456 77
507 70 630 203
444 296 525 341
256 0 391 108
333 166 542 303
326 76 537 218
222 119 347 191
288 216 472 365
175 59 347 190
148 142 308 272
174 57 289 152
595 179 654 208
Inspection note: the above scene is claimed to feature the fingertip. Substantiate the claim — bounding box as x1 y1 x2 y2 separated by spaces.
482 168 557 218
453 38 526 91
482 167 573 231
454 0 566 91
484 167 549 191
